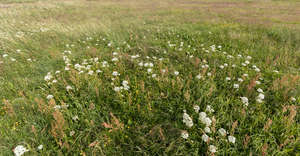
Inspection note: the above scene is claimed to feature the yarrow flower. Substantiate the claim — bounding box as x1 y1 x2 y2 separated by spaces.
202 134 209 142
218 128 227 136
240 97 249 106
193 105 200 113
228 136 236 144
209 145 217 153
13 145 29 156
183 110 193 128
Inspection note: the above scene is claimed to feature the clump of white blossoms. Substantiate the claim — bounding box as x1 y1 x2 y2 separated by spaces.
174 71 179 76
199 112 212 127
256 93 265 103
183 110 193 128
218 128 227 136
202 133 209 142
193 105 200 113
209 145 217 153
13 145 29 156
240 97 249 106
228 135 236 144
66 85 73 91
47 95 54 100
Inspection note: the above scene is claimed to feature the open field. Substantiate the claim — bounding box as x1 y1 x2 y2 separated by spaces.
0 0 299 155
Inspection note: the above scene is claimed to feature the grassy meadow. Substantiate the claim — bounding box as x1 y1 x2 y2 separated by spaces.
0 0 299 155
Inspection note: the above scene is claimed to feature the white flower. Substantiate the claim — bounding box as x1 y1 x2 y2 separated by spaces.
257 93 265 100
225 77 231 81
257 88 263 93
66 85 73 91
88 70 94 75
138 62 143 66
174 71 179 75
243 74 248 77
246 56 252 60
232 64 236 68
193 105 200 113
183 111 193 128
13 145 29 156
47 95 54 100
291 97 296 102
228 136 236 143
233 84 239 89
245 60 250 64
255 81 261 85
112 57 118 62
206 105 214 113
44 72 52 81
72 115 79 121
219 65 224 69
255 68 260 72
256 98 263 103
37 145 43 150
238 78 243 82
152 74 157 78
240 97 249 106
202 134 209 142
199 112 207 121
209 145 217 153
181 131 189 139
207 72 212 76
114 87 121 92
204 127 211 133
242 63 246 66
147 68 152 73
273 70 279 73
112 71 120 76
96 70 102 73
218 128 227 136
196 74 202 79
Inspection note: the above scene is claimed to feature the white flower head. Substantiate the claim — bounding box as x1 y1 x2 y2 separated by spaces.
202 134 209 142
38 145 43 150
47 95 54 100
204 127 211 133
174 71 179 75
193 105 200 113
209 145 217 153
240 97 249 106
13 145 29 156
257 88 263 93
228 136 236 143
183 111 193 128
218 128 227 136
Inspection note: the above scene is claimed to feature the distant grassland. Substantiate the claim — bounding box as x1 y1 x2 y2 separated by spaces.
0 0 299 155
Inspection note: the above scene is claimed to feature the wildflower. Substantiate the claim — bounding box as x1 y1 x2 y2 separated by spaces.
183 110 193 128
257 93 265 100
96 70 102 73
202 134 209 142
256 98 263 103
174 71 179 75
232 64 236 68
219 65 224 69
207 72 212 76
273 70 279 73
199 112 207 121
242 63 246 66
147 68 152 73
255 81 261 85
193 105 200 113
246 56 252 60
218 128 227 136
114 87 121 92
72 115 79 121
238 78 243 82
206 105 214 113
291 97 296 102
233 84 239 89
245 60 250 64
209 145 217 153
52 80 57 83
47 95 54 100
228 136 236 143
37 145 43 150
112 57 118 62
181 131 189 139
66 85 73 91
44 72 52 81
88 70 94 75
196 74 202 79
204 127 211 133
243 74 248 77
225 77 231 81
257 88 263 93
255 68 260 72
112 71 120 76
70 130 75 136
13 145 29 156
240 97 249 106
138 62 143 66
152 74 157 78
